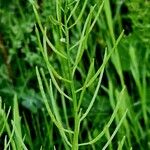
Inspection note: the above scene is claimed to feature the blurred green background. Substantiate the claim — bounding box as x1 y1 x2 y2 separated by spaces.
0 0 150 149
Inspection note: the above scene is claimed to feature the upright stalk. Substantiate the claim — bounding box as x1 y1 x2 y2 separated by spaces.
64 9 80 150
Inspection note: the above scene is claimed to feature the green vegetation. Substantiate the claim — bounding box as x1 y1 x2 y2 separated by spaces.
0 0 150 149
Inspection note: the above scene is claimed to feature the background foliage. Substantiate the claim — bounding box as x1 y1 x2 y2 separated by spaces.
0 0 150 149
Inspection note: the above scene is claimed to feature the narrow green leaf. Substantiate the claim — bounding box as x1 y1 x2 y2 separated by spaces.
102 110 128 150
13 94 23 150
85 30 124 89
79 87 126 146
72 5 96 77
32 3 67 59
68 0 88 29
36 67 73 147
80 65 104 121
11 121 28 150
117 136 126 150
77 59 95 110
45 66 72 101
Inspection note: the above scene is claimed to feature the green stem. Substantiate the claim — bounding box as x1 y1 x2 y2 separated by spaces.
72 112 80 150
64 8 79 149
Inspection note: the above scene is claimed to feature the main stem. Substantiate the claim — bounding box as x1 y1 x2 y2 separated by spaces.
64 13 80 150
72 112 80 150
